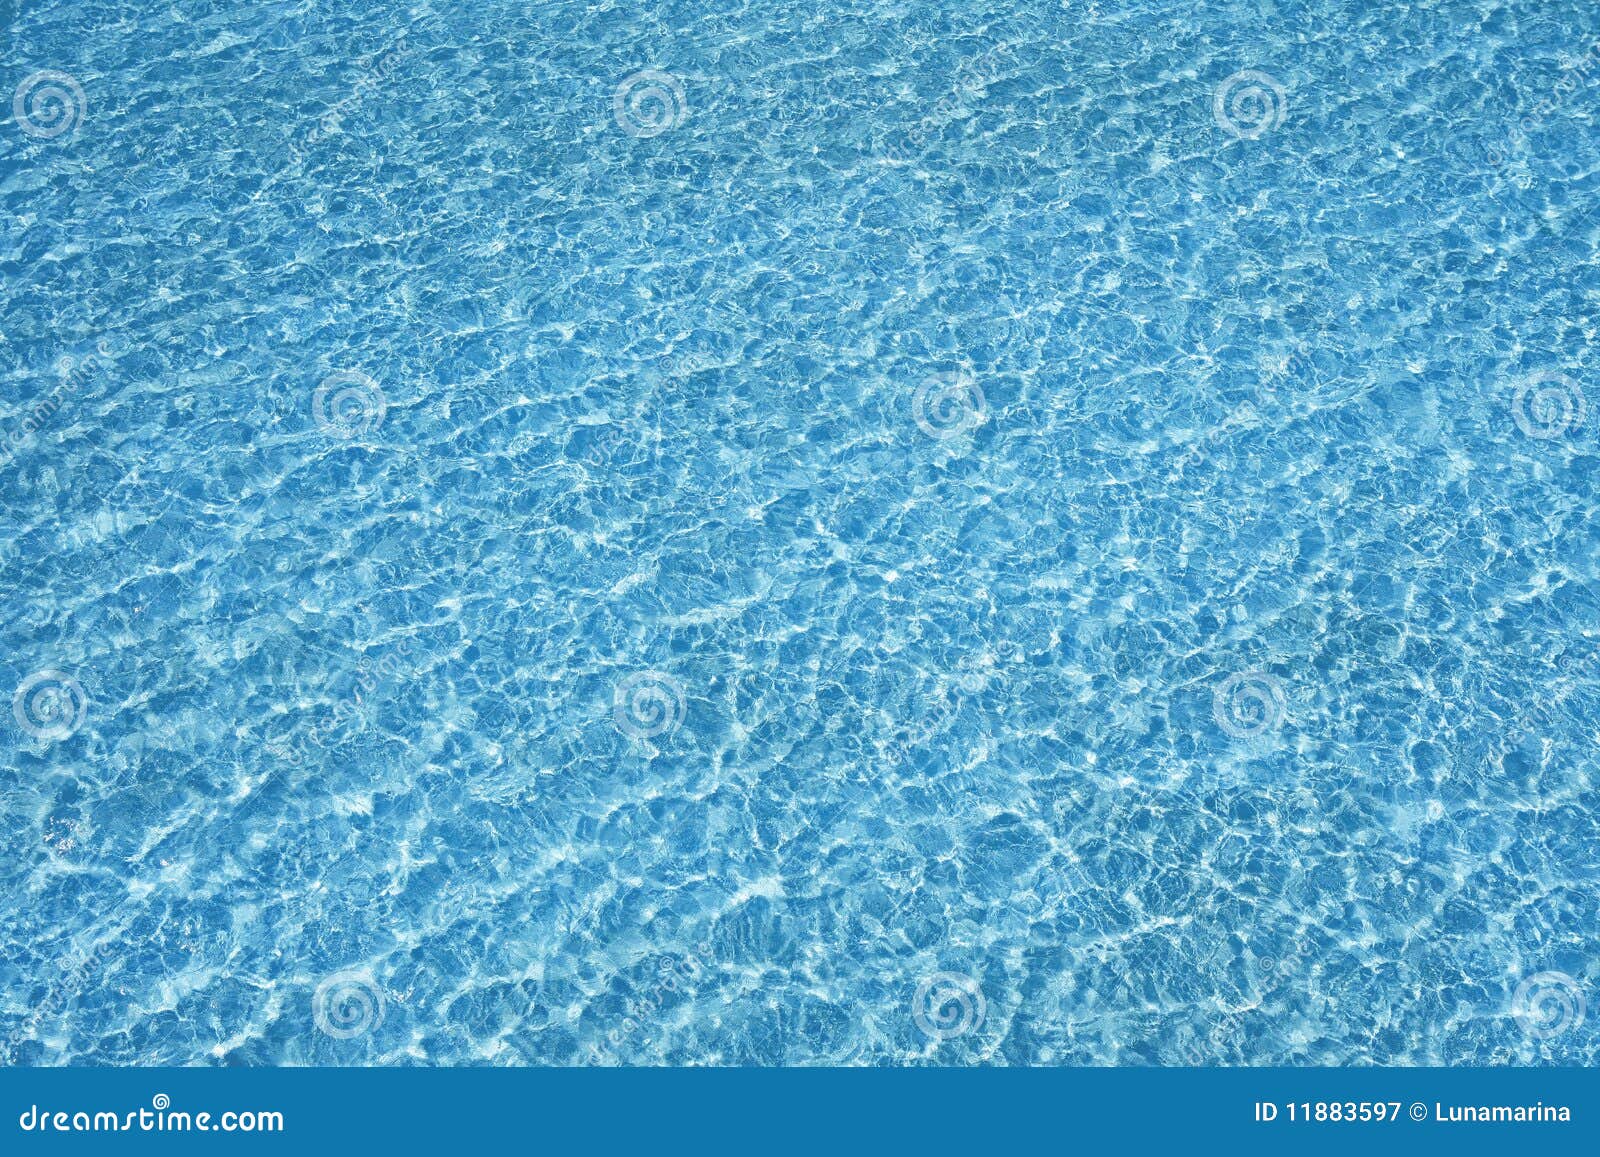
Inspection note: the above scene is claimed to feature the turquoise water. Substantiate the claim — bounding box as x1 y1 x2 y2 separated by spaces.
2 0 1598 1065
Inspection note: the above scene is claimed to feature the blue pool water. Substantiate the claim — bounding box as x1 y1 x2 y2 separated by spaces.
2 0 1598 1066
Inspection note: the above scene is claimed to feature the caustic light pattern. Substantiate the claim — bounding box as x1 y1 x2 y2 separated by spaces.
2 0 1598 1066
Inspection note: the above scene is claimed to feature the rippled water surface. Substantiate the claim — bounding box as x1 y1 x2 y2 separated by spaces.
3 0 1599 1065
